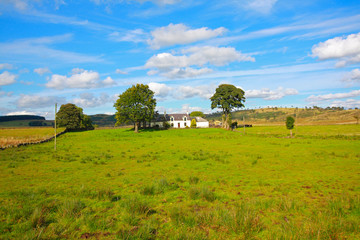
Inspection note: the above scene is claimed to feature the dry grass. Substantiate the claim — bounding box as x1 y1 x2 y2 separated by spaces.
0 127 65 148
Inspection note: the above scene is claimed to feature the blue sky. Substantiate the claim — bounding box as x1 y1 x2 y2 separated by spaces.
0 0 360 119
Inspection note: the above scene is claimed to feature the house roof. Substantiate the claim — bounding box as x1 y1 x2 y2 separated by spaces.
168 113 190 121
195 117 208 122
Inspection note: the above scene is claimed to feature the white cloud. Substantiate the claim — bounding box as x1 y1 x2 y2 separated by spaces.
307 90 360 102
34 67 51 75
0 71 17 86
0 91 13 97
312 32 360 67
6 111 38 116
145 46 254 79
148 23 227 49
116 69 128 74
246 0 278 14
16 95 66 108
148 82 215 100
0 34 103 64
92 0 181 6
246 87 298 100
148 82 172 98
46 69 116 90
161 67 213 79
109 29 147 43
0 63 13 70
103 76 116 86
342 68 360 84
72 93 111 108
177 85 215 99
330 99 360 109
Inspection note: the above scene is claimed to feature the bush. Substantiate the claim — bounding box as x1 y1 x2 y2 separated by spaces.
163 121 170 129
190 119 197 128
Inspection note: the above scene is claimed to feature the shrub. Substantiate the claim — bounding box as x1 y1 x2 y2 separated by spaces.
190 119 197 128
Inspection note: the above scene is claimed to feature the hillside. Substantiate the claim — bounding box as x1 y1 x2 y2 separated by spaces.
0 115 54 128
206 107 360 125
89 114 116 127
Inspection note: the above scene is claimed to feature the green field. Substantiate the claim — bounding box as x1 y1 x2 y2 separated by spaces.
0 126 359 239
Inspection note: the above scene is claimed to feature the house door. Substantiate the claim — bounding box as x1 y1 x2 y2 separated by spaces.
178 123 180 128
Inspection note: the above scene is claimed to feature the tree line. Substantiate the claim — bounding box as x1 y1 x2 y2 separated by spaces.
57 83 247 132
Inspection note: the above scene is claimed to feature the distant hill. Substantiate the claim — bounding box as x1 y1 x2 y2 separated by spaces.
89 114 116 127
0 115 54 128
0 115 45 122
206 107 360 125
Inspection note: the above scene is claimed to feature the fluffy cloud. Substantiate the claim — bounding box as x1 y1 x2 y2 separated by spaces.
245 87 298 100
6 111 38 116
312 32 360 67
148 23 227 49
46 69 116 90
72 93 111 108
342 68 360 84
0 71 17 86
307 90 360 102
34 67 51 75
246 0 278 14
145 46 254 79
177 85 215 99
148 82 215 100
148 82 172 98
0 63 13 70
330 99 360 109
16 95 66 108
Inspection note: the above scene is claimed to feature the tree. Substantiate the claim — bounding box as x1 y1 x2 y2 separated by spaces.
114 84 156 133
210 84 245 130
57 103 94 131
190 118 197 128
286 116 295 137
190 111 205 118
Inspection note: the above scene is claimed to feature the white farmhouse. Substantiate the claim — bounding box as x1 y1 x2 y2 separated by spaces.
149 113 209 128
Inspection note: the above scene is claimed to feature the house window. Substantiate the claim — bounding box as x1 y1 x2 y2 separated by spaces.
171 123 174 127
183 117 187 121
184 122 187 127
170 117 174 121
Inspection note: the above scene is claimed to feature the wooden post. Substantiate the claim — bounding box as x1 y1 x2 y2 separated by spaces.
243 116 245 134
55 103 57 151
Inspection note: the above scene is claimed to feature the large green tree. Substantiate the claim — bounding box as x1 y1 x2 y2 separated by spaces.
57 103 94 131
210 84 245 130
190 111 205 118
114 84 156 133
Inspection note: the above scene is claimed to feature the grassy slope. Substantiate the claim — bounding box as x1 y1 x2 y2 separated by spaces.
208 108 360 125
0 127 359 239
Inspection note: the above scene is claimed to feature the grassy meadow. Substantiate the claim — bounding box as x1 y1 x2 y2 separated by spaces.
0 126 359 239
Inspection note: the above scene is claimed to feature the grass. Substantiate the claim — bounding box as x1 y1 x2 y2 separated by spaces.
0 126 359 239
0 127 65 148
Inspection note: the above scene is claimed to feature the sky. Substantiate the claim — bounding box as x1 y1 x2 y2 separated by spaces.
0 0 360 119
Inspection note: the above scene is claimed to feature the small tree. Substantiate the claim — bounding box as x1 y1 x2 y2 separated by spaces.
286 116 295 137
190 119 197 128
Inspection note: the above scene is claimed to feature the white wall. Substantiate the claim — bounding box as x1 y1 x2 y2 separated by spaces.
196 122 209 128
